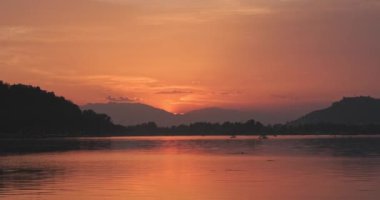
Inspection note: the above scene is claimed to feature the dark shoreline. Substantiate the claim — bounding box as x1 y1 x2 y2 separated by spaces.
2 132 380 140
1 134 380 157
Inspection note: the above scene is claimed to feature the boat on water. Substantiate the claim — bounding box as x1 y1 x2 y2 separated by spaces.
259 134 268 140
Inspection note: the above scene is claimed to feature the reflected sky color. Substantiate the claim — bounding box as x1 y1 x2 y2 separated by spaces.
1 136 380 200
1 0 380 113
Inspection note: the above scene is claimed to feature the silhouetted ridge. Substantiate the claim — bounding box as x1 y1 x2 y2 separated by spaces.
82 103 258 126
2 81 380 136
293 96 380 125
0 81 122 137
82 102 176 126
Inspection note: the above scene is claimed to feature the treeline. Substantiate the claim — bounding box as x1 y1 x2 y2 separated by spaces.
0 81 124 138
269 123 380 135
125 120 265 135
124 121 380 135
1 81 380 138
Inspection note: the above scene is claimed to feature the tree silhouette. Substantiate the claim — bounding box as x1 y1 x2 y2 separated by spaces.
0 81 123 137
2 81 380 138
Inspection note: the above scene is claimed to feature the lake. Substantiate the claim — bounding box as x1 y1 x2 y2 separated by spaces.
1 135 380 200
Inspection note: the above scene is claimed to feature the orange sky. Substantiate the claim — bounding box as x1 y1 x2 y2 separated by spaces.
1 0 380 113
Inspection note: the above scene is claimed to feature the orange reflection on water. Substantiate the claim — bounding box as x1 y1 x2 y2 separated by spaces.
1 136 380 200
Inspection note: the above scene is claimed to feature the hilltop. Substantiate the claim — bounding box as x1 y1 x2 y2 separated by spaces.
0 81 123 137
293 96 380 125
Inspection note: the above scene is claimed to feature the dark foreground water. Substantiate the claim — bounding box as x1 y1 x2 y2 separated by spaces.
1 135 380 200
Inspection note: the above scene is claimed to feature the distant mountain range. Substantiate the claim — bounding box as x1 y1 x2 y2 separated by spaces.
82 103 176 126
84 96 380 127
3 81 380 137
292 96 380 125
82 103 258 126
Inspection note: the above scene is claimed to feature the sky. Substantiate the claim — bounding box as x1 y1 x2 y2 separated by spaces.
1 0 380 117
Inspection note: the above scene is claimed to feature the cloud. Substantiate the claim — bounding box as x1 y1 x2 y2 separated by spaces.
106 95 140 103
156 90 194 95
3 0 380 113
0 26 34 40
209 90 242 96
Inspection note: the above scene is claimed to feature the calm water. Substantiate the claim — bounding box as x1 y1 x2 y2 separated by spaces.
1 135 380 200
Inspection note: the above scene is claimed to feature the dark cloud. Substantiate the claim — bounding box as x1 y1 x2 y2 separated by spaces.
106 96 140 103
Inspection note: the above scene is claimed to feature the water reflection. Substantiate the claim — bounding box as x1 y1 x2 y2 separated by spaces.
0 137 263 155
1 136 380 200
0 166 63 195
110 138 261 155
0 138 112 155
2 136 380 157
298 137 380 157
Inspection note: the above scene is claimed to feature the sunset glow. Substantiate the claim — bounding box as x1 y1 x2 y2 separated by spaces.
1 0 380 114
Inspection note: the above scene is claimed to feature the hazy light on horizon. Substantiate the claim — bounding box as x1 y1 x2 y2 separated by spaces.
1 0 380 115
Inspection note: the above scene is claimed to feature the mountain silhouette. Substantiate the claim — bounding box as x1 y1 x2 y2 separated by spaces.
82 103 176 126
0 81 122 137
292 96 380 125
82 103 259 126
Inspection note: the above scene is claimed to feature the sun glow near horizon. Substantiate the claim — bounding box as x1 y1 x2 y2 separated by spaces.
1 0 380 115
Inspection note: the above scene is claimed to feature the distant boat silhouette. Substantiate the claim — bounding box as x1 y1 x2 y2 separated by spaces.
259 135 268 140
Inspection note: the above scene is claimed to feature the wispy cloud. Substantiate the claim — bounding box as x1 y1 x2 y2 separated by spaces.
2 0 380 113
0 26 34 40
156 89 194 95
106 95 141 103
